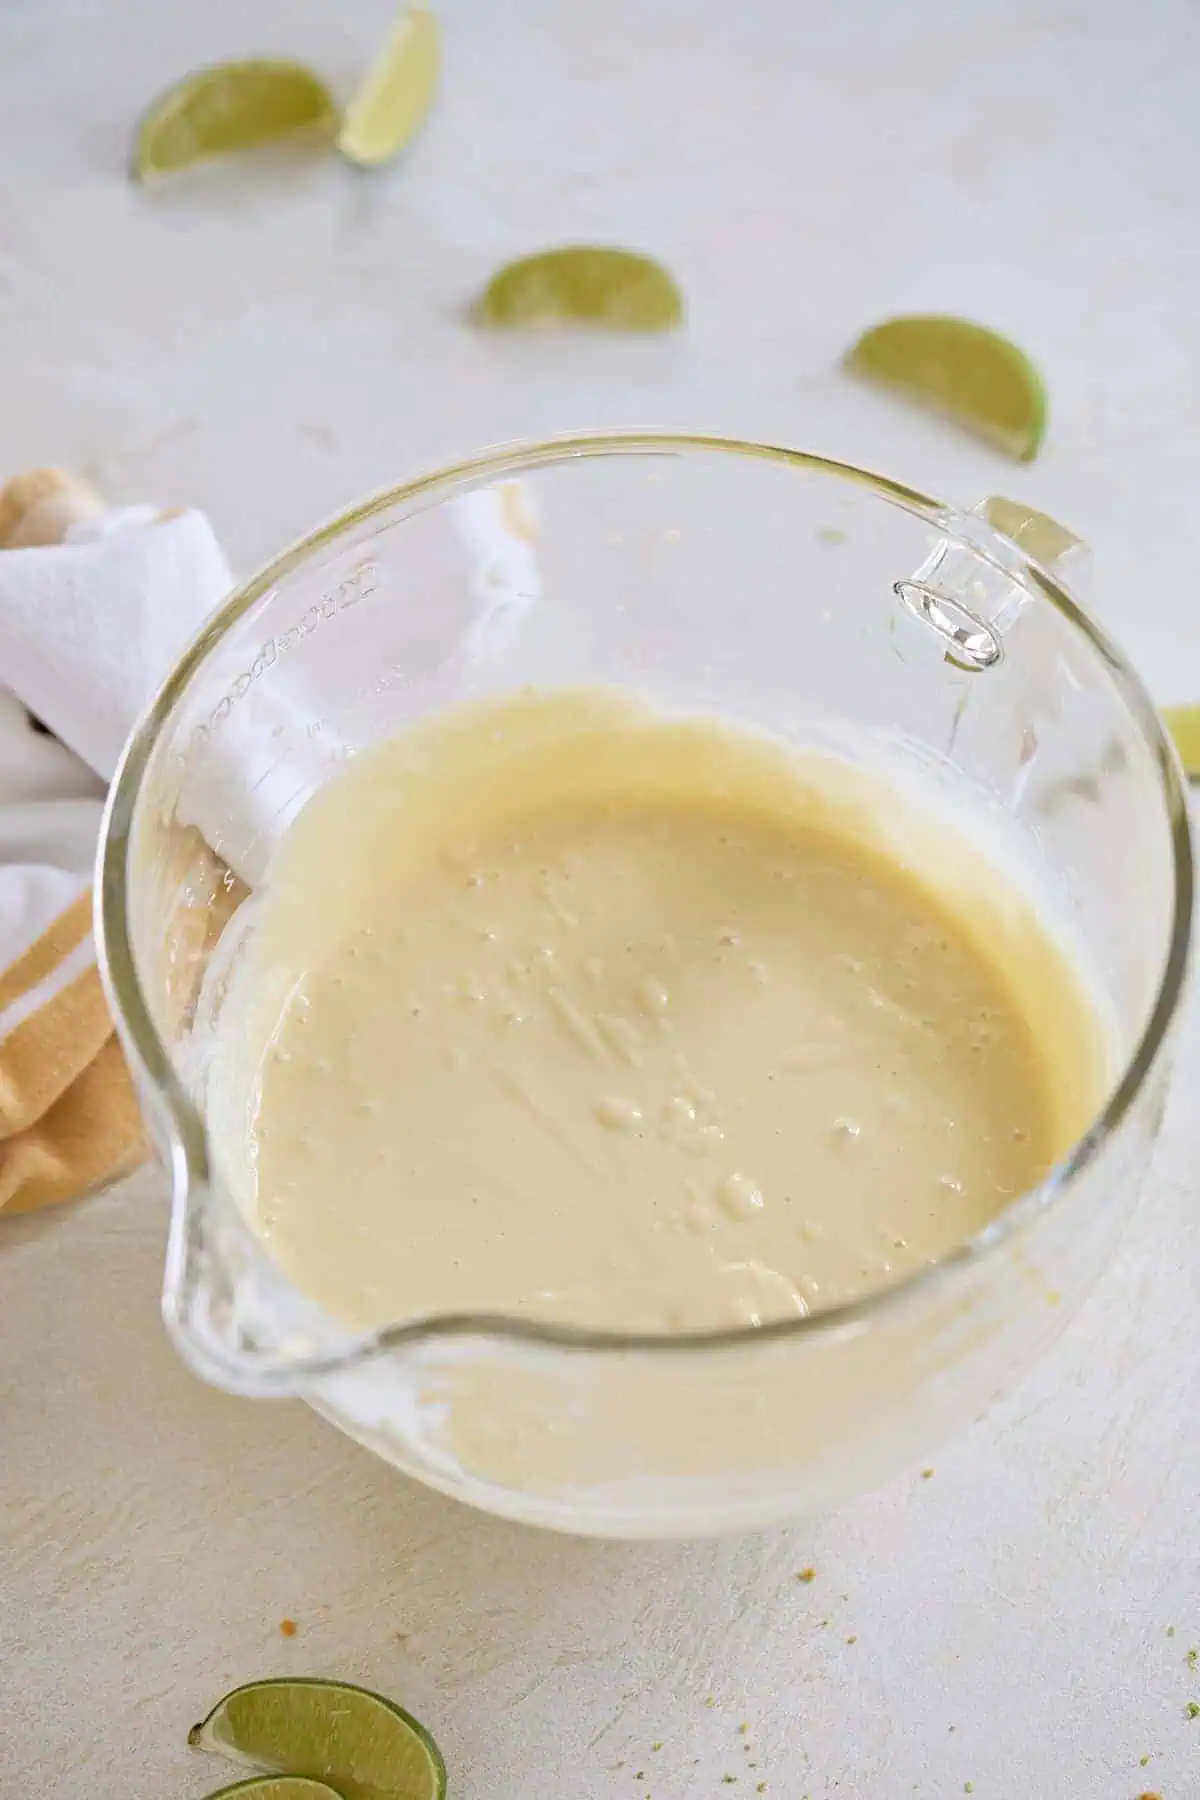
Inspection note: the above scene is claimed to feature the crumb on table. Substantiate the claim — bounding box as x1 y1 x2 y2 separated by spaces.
279 1618 298 1638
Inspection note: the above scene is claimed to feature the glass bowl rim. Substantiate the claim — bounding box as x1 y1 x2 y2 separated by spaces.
96 429 1194 1375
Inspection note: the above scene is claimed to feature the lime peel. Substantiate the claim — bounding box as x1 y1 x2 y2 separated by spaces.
1163 706 1200 780
476 246 683 331
338 6 440 168
203 1781 347 1800
133 61 337 180
983 496 1081 566
846 315 1047 462
189 1677 447 1800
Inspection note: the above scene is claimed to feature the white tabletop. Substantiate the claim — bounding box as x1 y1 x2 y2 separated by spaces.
2 2 1199 1795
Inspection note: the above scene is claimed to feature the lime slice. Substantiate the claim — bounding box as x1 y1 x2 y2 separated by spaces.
476 246 683 330
846 316 1047 461
133 61 336 181
338 6 440 168
983 496 1081 565
189 1678 446 1800
1163 706 1200 779
205 1781 346 1800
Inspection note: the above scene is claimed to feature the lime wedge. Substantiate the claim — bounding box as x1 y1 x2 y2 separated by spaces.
846 316 1047 461
1163 706 1200 779
204 1781 346 1800
338 6 440 168
476 246 683 330
983 496 1081 565
189 1678 446 1800
133 62 337 180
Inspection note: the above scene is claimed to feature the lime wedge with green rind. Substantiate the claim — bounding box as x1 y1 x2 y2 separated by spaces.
338 6 440 168
476 246 683 331
204 1780 346 1800
189 1678 446 1800
983 496 1081 565
133 61 337 180
1163 706 1200 779
846 315 1048 462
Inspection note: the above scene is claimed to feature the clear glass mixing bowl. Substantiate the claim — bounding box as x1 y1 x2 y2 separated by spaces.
97 434 1192 1537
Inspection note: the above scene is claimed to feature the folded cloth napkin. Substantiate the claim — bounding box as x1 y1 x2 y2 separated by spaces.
0 470 231 1213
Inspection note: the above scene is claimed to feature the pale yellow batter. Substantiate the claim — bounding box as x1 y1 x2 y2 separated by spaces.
210 689 1108 1335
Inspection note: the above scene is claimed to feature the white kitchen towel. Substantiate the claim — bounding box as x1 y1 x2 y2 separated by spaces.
0 469 231 1212
0 491 231 782
0 461 551 1211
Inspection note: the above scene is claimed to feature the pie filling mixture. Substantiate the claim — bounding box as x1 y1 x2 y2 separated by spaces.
208 688 1109 1335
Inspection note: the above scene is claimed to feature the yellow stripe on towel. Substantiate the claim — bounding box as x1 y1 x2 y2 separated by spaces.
0 1034 144 1213
0 955 115 1136
0 887 92 1016
0 890 146 1211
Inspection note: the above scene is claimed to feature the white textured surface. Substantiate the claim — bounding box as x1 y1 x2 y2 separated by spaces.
2 1 1199 1795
